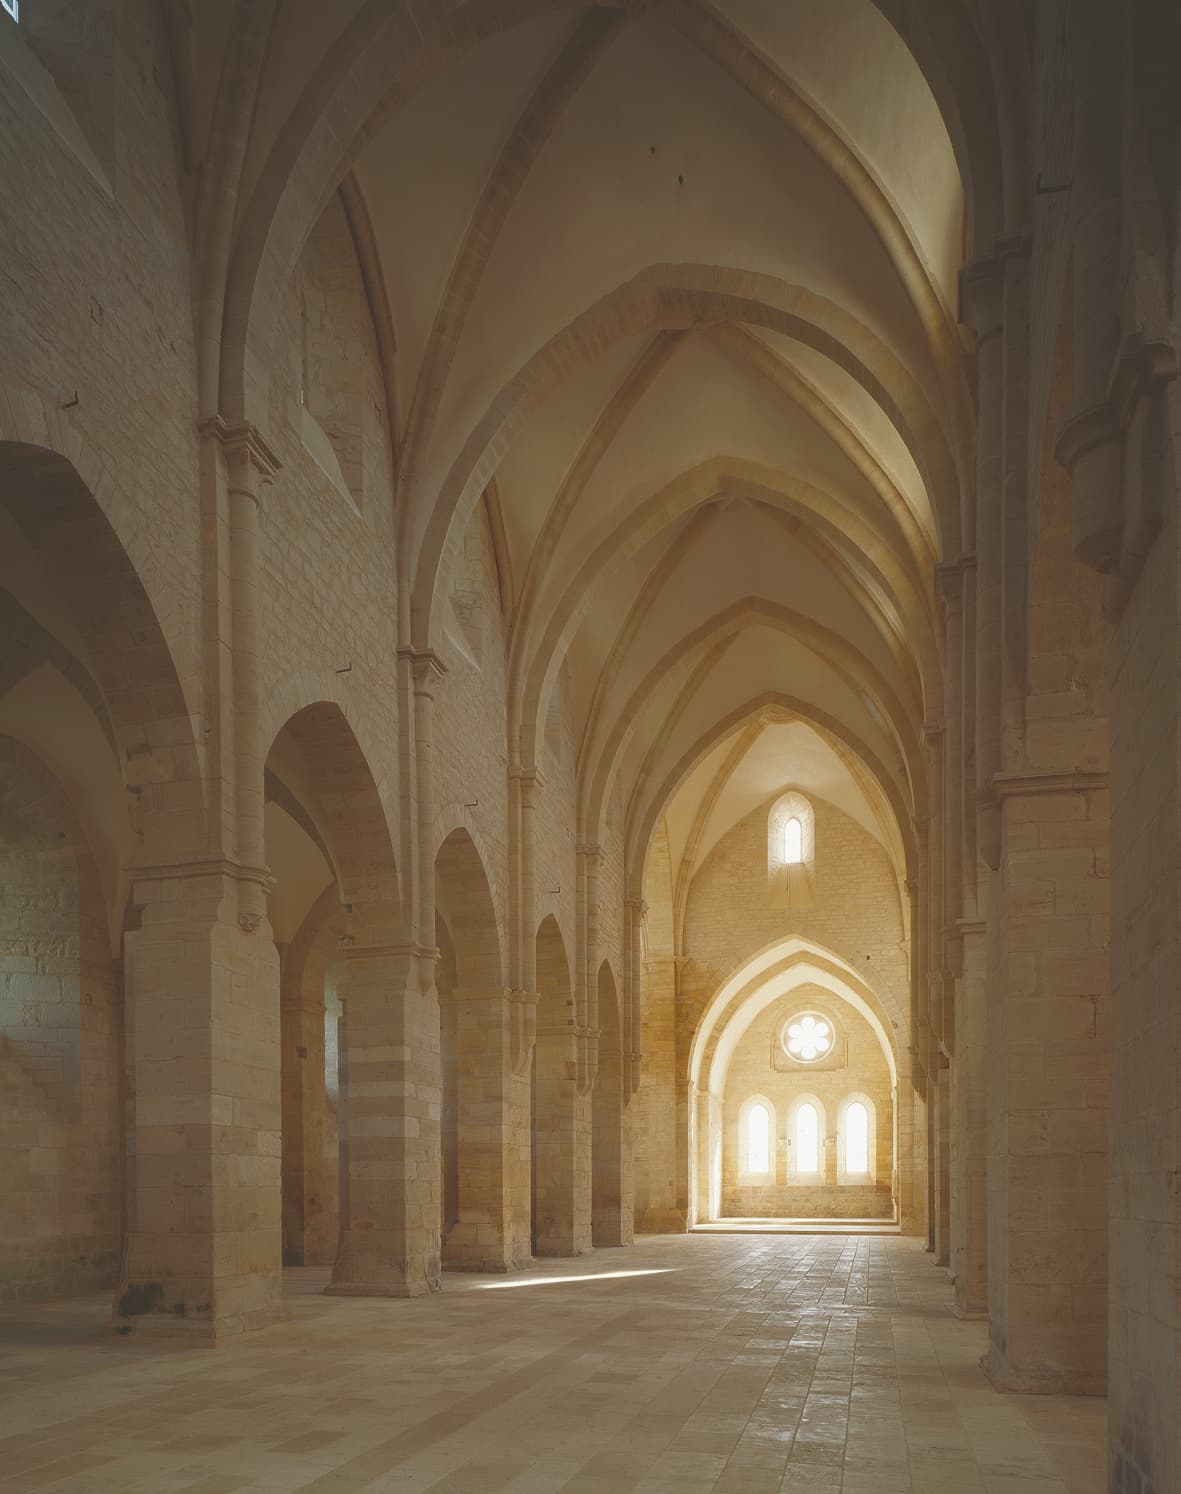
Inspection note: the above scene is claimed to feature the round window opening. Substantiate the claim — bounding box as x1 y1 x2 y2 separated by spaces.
782 1012 833 1063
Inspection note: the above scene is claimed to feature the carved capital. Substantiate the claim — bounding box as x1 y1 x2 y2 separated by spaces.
959 235 1031 341
398 647 448 697
934 560 964 613
510 764 546 799
200 416 282 500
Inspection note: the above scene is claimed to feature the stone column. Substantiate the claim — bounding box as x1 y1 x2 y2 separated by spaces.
953 918 988 1317
634 954 684 1232
897 878 924 1237
533 1017 592 1257
445 986 518 1272
982 774 1109 1394
1108 528 1181 1485
113 864 283 1343
327 941 439 1296
935 1049 951 1268
508 991 537 1263
1047 4 1179 1467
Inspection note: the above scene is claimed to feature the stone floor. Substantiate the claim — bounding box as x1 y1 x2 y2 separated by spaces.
0 1235 1105 1493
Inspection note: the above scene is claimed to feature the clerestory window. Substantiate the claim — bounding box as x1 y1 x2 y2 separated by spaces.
784 815 803 865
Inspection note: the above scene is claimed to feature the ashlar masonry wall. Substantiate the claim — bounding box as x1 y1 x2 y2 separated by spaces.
0 736 121 1300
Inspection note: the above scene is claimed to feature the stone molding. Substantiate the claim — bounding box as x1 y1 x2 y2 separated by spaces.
992 768 1108 801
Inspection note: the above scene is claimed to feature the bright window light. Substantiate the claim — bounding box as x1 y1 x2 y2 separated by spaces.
845 1102 870 1173
784 1013 833 1063
1 0 18 20
479 1269 673 1289
746 1102 771 1174
784 815 803 864
796 1102 819 1174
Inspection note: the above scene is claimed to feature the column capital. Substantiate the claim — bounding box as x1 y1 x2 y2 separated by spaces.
130 857 275 929
959 234 1032 335
200 416 282 488
397 647 447 696
510 764 547 793
338 938 434 962
935 558 971 611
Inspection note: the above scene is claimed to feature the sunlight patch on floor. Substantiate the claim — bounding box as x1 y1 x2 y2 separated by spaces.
478 1267 676 1289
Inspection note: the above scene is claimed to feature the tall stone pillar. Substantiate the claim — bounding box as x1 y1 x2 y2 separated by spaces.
1108 528 1181 1485
983 775 1109 1395
935 1052 951 1267
327 941 440 1296
985 209 1109 1393
1048 0 1179 1471
445 987 521 1271
533 1019 592 1256
953 919 988 1317
114 866 283 1343
635 955 684 1231
508 991 537 1262
898 878 924 1237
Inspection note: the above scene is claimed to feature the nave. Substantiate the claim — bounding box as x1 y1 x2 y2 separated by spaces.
0 1235 1103 1494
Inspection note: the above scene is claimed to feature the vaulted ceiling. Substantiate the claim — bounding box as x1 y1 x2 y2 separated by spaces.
194 0 985 921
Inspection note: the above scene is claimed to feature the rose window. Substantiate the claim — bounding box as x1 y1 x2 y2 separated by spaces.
782 1013 832 1063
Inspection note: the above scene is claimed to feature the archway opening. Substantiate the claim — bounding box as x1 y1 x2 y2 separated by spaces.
264 702 404 1295
434 827 513 1271
690 943 901 1227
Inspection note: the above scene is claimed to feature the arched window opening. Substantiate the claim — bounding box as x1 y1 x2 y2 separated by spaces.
845 1102 870 1174
795 1102 819 1175
784 816 803 864
746 1103 771 1175
767 793 814 908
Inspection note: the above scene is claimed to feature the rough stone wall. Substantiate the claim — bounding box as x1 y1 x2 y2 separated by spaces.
0 736 121 1300
721 990 893 1219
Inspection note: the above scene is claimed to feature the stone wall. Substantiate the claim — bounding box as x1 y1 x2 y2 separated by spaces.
680 796 908 1038
0 736 121 1300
